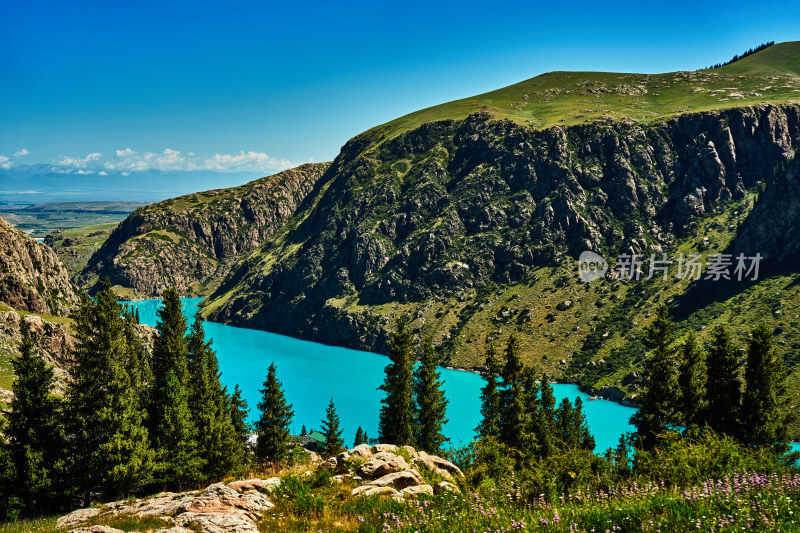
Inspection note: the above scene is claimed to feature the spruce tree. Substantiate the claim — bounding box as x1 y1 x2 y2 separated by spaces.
554 398 575 449
678 332 707 428
320 398 345 456
0 420 17 521
354 427 368 446
254 362 294 463
499 335 528 452
413 337 448 452
476 343 502 439
539 373 556 421
149 287 198 487
574 398 595 450
68 283 153 501
378 317 415 446
533 373 556 458
706 325 742 437
187 317 239 480
6 320 65 515
229 384 251 467
630 305 679 449
741 324 791 448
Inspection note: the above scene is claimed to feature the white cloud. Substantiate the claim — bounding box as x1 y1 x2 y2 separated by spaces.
55 152 102 168
13 149 29 158
49 148 305 174
0 155 11 170
196 151 297 172
106 148 187 172
98 170 108 176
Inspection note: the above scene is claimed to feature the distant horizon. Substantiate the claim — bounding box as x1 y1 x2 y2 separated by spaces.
0 166 275 204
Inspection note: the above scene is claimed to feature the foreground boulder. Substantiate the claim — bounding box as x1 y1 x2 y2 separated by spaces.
322 444 463 499
56 479 278 533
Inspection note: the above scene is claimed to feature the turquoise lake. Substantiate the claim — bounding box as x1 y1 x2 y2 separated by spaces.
126 297 638 453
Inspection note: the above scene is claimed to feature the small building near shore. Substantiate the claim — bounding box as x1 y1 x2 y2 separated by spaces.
295 430 326 452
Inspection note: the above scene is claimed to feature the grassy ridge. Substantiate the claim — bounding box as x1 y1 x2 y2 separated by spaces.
359 41 800 149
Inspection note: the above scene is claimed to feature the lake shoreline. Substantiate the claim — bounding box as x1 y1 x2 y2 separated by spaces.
121 296 642 415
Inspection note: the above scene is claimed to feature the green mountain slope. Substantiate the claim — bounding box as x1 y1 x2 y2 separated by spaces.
361 41 800 148
714 41 800 76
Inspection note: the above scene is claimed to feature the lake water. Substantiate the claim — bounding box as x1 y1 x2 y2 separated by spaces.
126 297 638 452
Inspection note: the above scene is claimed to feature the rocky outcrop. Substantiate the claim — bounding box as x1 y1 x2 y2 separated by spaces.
54 444 456 532
206 105 800 352
80 162 330 297
734 157 800 259
0 216 78 316
0 304 157 401
322 443 463 499
57 478 280 533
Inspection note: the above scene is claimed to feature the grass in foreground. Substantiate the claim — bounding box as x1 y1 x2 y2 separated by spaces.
259 469 800 533
0 516 58 533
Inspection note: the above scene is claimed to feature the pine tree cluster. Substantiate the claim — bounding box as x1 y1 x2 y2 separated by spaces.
0 281 251 519
378 318 449 452
631 305 793 451
705 41 775 69
477 336 595 464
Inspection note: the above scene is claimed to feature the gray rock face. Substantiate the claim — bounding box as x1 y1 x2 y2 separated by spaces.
80 162 330 297
0 216 78 316
735 157 800 259
206 105 800 353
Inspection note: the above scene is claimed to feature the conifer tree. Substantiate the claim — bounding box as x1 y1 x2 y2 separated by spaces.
187 316 239 480
255 362 294 463
378 317 415 446
705 325 742 437
678 332 707 428
6 320 65 515
521 368 544 459
741 324 791 448
499 335 528 452
68 282 153 501
149 287 198 487
574 398 595 451
554 397 575 449
354 426 368 446
477 343 502 439
413 337 448 452
630 305 680 449
301 425 308 436
229 384 251 467
0 420 17 521
533 373 557 458
320 398 345 456
539 373 556 421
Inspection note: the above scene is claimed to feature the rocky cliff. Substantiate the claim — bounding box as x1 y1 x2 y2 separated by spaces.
0 216 78 316
204 105 800 352
79 162 330 297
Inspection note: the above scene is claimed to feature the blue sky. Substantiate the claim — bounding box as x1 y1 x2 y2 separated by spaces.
1 0 798 175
